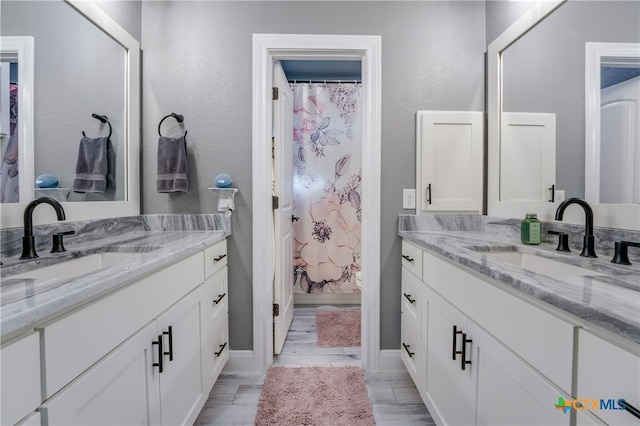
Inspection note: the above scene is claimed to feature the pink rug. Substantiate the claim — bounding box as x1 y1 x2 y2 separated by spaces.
254 366 375 426
316 310 361 347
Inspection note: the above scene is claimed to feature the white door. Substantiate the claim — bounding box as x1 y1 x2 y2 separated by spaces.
601 76 640 204
272 61 294 355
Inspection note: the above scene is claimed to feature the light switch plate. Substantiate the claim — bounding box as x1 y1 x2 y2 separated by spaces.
403 189 416 209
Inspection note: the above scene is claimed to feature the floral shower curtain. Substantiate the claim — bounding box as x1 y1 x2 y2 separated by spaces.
1 83 19 203
292 82 362 294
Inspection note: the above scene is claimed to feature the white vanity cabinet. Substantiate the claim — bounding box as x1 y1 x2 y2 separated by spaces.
401 243 575 425
415 111 483 213
28 238 229 426
0 333 41 425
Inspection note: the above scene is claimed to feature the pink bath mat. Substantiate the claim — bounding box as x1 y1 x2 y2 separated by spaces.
316 310 361 347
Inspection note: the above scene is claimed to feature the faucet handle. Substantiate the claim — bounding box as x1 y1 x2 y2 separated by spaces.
548 230 570 252
51 230 75 253
611 241 640 265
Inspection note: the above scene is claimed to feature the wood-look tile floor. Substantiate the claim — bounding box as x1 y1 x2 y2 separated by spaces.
194 305 435 425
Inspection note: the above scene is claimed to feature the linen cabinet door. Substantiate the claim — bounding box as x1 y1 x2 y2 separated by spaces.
470 321 570 426
424 287 475 426
156 289 205 426
40 321 161 425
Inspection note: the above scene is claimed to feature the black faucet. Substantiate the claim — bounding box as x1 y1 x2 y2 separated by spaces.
554 197 597 258
20 197 66 259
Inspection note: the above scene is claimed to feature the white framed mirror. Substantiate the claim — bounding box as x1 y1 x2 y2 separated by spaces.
0 0 140 228
488 0 640 230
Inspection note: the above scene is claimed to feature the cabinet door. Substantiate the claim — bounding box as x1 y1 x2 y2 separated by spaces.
577 330 640 426
471 320 570 426
40 321 161 425
1 332 41 426
157 289 205 426
416 110 483 212
424 288 475 426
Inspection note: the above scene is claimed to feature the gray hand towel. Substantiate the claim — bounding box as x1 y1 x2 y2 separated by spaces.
157 135 188 193
73 136 114 193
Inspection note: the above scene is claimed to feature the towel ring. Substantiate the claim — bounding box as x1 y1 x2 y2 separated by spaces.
82 113 112 139
158 113 188 140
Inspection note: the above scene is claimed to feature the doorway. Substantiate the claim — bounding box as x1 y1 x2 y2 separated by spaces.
252 34 381 373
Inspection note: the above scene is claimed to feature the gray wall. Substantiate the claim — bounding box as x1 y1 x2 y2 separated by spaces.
140 1 486 351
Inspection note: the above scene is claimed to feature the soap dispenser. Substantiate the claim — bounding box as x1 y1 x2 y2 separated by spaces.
521 213 542 245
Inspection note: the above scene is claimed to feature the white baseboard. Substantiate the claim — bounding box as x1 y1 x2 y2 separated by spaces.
377 349 405 371
223 350 256 374
294 293 361 305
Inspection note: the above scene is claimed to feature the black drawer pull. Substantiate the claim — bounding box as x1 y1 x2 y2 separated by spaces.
452 325 462 360
402 343 414 358
152 335 163 373
624 400 640 419
215 342 228 357
214 293 227 304
461 333 472 371
213 254 227 262
163 326 174 361
403 293 416 304
427 183 432 205
401 254 414 263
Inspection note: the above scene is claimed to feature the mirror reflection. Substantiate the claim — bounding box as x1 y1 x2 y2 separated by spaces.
1 0 126 203
501 0 640 203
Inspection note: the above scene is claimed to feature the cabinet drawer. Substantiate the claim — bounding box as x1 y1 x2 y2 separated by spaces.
400 316 425 395
423 251 575 393
203 317 229 393
577 330 640 425
401 266 423 336
401 240 423 279
204 239 228 279
40 252 204 398
202 266 228 333
1 333 41 426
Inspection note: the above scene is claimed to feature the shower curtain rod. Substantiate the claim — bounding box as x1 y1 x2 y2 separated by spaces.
288 79 361 84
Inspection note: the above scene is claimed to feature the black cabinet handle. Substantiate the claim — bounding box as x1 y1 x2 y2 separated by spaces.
401 254 414 263
461 333 472 371
402 343 414 358
213 254 227 262
152 335 164 373
624 400 640 419
548 184 555 202
427 183 432 205
452 325 462 360
403 293 416 304
163 326 174 362
214 293 226 304
215 342 227 357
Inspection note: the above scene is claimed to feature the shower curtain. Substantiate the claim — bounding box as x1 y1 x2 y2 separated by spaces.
1 83 19 203
292 82 362 294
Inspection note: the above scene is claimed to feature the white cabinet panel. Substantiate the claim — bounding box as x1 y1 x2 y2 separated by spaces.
577 330 640 425
41 321 162 426
416 110 483 213
204 239 228 279
157 290 205 426
500 112 556 203
401 266 423 337
0 333 41 426
401 240 423 280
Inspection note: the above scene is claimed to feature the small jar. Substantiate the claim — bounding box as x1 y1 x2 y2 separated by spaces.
521 213 542 245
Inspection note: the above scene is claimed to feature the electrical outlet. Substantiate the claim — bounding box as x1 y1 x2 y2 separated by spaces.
403 189 416 209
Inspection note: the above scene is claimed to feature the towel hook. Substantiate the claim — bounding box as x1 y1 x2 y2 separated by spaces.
82 113 112 139
158 113 188 141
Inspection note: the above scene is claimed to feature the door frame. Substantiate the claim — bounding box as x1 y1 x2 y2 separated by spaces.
252 34 382 373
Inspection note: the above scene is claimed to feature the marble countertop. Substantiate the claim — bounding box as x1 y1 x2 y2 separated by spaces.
1 230 228 340
399 229 640 344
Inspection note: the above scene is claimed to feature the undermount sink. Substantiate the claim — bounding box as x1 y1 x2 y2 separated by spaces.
9 252 146 281
479 249 605 277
